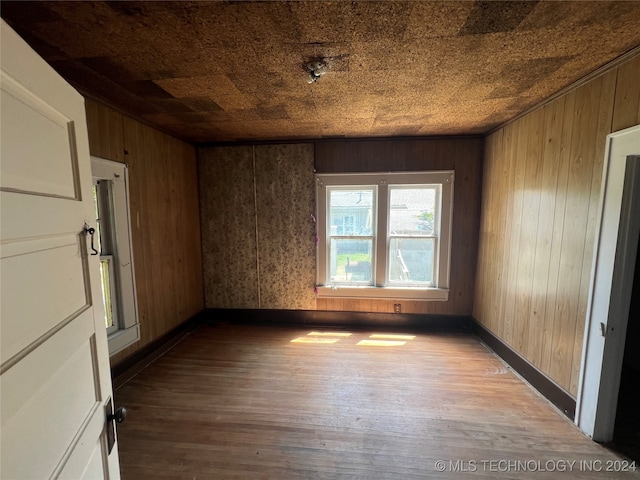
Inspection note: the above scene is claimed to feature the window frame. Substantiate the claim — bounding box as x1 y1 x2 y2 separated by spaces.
316 171 454 301
93 179 119 336
326 186 377 285
92 156 140 355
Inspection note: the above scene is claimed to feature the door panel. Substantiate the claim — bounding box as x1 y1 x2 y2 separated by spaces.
1 317 101 478
1 235 90 365
0 20 120 479
60 433 109 480
0 71 80 199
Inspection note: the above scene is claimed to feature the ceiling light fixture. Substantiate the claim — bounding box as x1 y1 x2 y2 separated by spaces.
306 60 328 84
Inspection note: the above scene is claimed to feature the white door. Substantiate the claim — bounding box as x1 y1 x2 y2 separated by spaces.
0 21 121 479
576 124 640 441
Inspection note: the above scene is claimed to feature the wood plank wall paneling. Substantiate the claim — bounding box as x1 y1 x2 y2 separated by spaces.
84 98 204 367
198 144 317 310
473 54 640 396
85 98 125 163
315 137 484 315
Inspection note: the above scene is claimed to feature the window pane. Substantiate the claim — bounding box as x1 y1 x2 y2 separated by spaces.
92 184 102 253
329 238 373 283
389 187 436 235
329 189 373 236
100 259 114 328
388 238 434 285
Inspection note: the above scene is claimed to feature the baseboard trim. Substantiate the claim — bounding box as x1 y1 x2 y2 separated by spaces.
472 318 576 420
111 310 207 389
204 308 472 331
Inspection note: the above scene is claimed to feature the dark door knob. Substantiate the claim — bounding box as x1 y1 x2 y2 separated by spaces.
108 406 127 424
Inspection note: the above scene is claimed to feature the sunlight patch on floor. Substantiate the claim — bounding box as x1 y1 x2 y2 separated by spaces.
307 331 353 337
369 334 416 340
356 339 407 347
290 337 341 344
290 332 415 346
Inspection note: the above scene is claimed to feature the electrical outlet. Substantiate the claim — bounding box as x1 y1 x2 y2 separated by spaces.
393 303 401 314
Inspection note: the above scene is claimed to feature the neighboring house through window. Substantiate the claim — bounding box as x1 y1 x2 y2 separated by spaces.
316 171 454 300
92 157 139 354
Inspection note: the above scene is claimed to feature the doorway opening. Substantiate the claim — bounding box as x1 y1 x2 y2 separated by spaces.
612 233 640 461
576 127 640 442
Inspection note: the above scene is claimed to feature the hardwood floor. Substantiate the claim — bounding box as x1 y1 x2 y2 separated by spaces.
114 324 638 479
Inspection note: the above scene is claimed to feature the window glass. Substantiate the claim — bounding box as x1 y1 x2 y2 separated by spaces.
100 258 115 328
329 189 373 236
389 187 436 235
94 180 117 331
92 184 102 253
316 171 453 300
388 237 434 285
329 238 373 284
328 187 375 285
388 186 438 285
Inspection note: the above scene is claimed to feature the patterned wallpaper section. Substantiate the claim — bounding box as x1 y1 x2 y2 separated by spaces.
198 144 317 310
255 145 317 309
198 146 259 308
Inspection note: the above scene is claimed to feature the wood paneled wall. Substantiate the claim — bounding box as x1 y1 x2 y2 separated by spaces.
198 144 317 310
473 54 640 396
85 98 204 366
315 138 484 315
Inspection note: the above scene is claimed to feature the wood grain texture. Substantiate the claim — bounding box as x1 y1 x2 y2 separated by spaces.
85 97 125 163
473 54 640 395
315 138 484 316
114 324 631 479
525 99 564 366
85 99 204 367
612 54 640 132
571 70 617 393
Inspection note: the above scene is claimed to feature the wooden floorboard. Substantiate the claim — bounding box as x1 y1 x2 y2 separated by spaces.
114 324 638 479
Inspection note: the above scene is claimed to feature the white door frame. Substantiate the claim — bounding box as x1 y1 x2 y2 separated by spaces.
576 124 640 441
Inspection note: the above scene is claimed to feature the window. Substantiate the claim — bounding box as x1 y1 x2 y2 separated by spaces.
332 214 356 235
316 171 454 300
92 157 139 355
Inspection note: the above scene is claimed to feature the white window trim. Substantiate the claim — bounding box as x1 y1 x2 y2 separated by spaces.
92 156 140 355
316 171 454 301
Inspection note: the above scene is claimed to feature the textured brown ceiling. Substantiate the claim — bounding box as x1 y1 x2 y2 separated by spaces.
2 1 640 143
